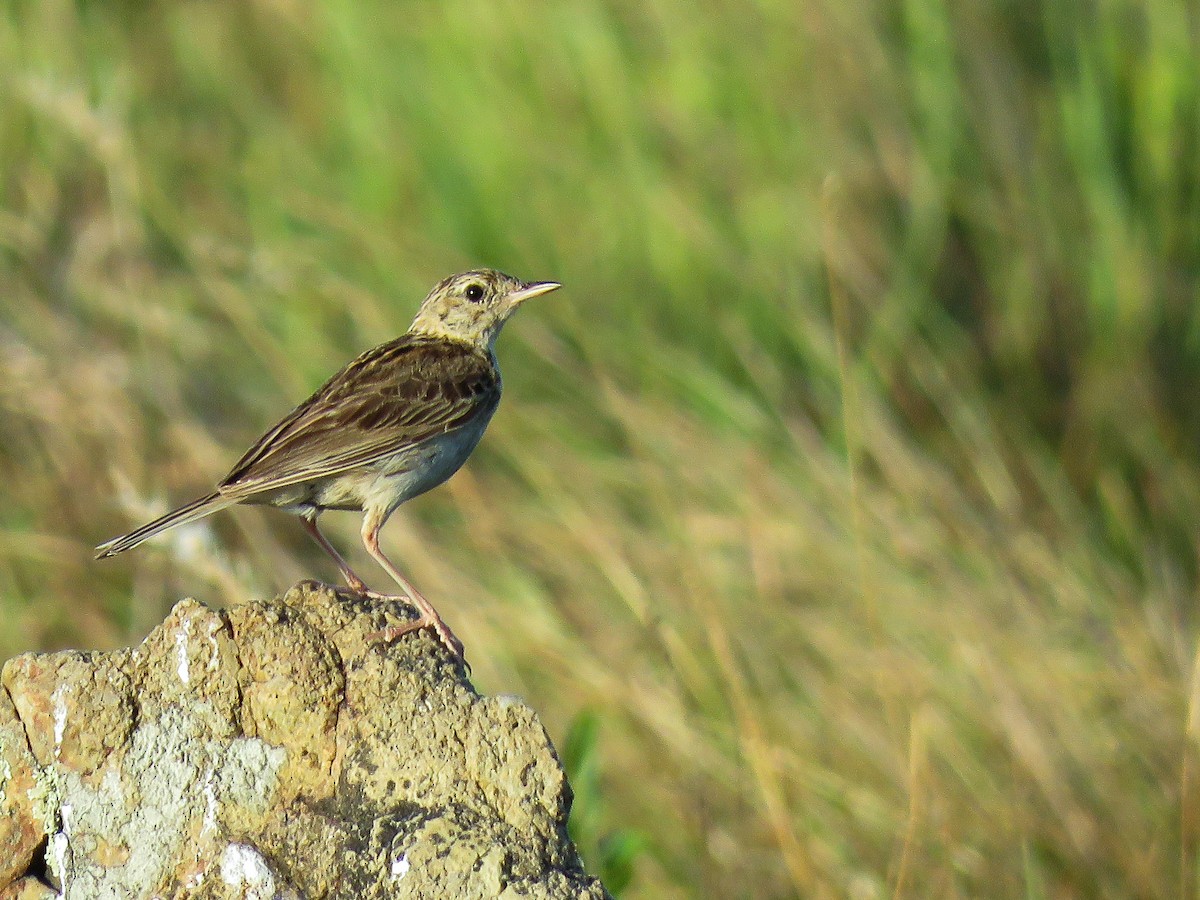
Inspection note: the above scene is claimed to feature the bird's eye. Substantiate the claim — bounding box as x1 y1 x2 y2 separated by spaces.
464 284 485 302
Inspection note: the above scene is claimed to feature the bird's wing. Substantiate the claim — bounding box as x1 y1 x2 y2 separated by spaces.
218 336 500 496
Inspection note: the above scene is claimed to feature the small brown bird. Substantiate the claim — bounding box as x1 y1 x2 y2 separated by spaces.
96 269 561 663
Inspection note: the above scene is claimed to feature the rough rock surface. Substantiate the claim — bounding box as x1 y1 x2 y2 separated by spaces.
0 582 610 899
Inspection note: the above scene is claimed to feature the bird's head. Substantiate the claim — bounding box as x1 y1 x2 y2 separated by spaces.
408 269 561 349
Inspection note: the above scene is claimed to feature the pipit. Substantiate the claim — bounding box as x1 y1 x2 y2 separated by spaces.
96 269 561 663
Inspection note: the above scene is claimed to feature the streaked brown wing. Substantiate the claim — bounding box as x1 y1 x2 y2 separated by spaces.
218 335 500 496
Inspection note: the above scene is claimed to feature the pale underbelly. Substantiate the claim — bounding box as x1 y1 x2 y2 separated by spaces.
243 422 488 515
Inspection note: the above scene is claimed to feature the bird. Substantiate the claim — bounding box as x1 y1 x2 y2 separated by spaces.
96 269 561 663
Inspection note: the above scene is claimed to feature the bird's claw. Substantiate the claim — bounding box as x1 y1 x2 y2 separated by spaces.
364 608 468 671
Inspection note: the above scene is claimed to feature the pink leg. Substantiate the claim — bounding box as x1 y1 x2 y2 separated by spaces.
299 514 373 594
360 510 466 663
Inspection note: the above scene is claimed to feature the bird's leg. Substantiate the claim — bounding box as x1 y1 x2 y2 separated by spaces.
360 510 467 663
299 513 372 594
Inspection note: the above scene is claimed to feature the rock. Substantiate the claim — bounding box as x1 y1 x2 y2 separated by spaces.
0 582 611 899
0 878 59 900
0 690 44 890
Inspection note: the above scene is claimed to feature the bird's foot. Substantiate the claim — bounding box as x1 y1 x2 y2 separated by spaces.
355 588 468 668
368 613 467 668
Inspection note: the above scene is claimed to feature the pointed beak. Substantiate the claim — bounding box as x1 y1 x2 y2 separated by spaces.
509 281 562 305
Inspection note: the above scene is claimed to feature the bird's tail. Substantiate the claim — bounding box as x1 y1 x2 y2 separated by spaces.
95 491 237 559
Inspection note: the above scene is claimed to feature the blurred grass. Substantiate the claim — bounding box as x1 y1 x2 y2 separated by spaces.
2 0 1200 896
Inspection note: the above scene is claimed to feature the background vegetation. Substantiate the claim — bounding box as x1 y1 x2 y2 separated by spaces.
2 0 1199 896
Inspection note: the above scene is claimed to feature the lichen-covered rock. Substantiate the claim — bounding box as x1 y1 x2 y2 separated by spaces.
0 690 44 890
0 582 610 899
0 877 58 900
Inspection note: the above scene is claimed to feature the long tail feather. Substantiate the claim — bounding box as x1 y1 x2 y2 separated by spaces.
95 491 236 559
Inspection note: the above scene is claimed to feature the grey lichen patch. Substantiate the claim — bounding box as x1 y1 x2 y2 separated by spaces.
214 738 286 830
44 707 286 899
0 584 611 899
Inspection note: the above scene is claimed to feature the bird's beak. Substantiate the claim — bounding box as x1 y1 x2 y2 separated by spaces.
509 281 562 305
